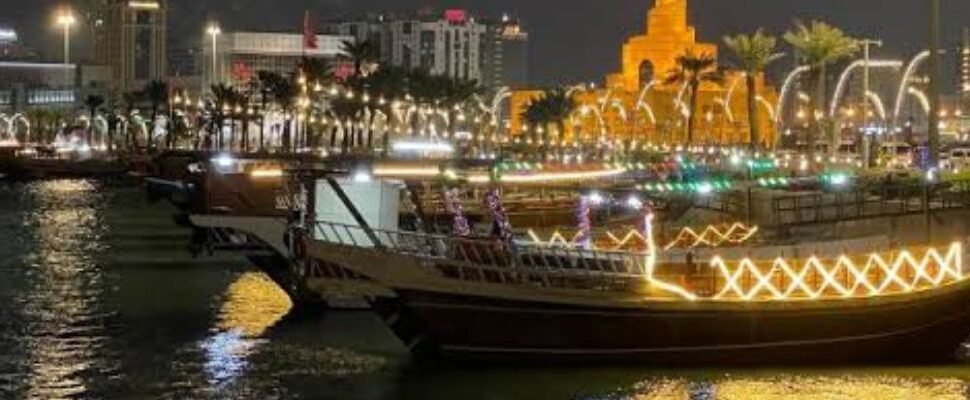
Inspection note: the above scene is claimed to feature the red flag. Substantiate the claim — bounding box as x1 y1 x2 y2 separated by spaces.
303 11 318 50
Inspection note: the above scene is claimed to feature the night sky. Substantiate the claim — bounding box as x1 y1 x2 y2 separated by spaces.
2 0 969 86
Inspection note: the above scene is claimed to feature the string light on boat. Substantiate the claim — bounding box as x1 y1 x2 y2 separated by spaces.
211 153 236 170
709 243 964 301
664 223 759 250
640 210 699 300
391 140 455 154
443 187 471 236
470 167 628 184
372 166 440 178
637 180 733 193
250 169 284 178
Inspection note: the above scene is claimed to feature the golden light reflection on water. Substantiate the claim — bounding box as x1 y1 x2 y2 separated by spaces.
203 271 387 383
23 180 109 400
713 375 966 400
203 272 292 385
626 379 691 400
216 272 292 337
614 374 970 400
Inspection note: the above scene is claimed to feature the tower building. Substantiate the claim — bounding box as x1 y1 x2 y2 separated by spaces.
91 0 167 91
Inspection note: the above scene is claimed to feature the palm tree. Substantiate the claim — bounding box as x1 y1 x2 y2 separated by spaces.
106 110 121 153
784 21 859 157
260 72 298 152
84 94 105 145
521 95 550 140
665 50 722 146
440 77 482 139
330 97 363 154
541 88 578 143
210 83 241 150
339 40 377 78
255 71 276 152
361 65 409 153
521 88 576 159
300 57 332 83
297 58 333 150
142 80 168 151
724 29 785 151
122 91 138 149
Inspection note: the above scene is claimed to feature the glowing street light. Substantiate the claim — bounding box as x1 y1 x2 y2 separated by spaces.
206 23 222 86
55 9 76 65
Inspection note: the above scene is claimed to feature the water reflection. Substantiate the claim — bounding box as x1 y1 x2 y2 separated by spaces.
710 375 967 400
216 272 292 337
18 180 117 399
581 373 970 400
202 272 291 387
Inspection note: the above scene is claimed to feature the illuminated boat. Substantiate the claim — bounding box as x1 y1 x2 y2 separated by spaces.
2 149 127 179
303 175 970 364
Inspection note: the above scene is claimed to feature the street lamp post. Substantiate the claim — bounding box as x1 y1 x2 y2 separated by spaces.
56 11 76 65
860 39 883 168
206 24 222 88
55 10 76 88
928 0 942 168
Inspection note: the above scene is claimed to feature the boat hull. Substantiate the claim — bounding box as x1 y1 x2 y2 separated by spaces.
372 284 970 364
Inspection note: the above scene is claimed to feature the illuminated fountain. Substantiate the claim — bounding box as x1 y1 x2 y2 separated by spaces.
828 59 903 117
722 73 745 123
0 113 31 146
864 91 888 121
892 51 930 127
774 66 810 129
635 80 659 125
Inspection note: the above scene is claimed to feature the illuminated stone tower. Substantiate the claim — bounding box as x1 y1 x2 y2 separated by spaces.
607 0 717 91
509 0 777 147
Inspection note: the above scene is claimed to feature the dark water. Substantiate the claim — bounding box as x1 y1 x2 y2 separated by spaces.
3 180 970 399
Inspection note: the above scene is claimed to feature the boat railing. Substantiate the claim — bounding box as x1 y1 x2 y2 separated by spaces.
312 221 970 300
313 220 652 291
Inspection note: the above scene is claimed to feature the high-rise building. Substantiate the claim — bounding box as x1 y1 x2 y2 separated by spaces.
90 0 168 92
382 9 486 82
324 9 526 88
482 14 529 89
324 14 385 58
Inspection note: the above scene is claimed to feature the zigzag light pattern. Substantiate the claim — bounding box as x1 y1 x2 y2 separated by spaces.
664 223 759 250
709 243 964 301
528 229 649 251
525 226 965 302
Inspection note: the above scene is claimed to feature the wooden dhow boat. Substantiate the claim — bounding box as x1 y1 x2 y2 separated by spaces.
302 175 970 364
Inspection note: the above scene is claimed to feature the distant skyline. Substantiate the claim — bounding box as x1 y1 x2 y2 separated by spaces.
1 0 969 86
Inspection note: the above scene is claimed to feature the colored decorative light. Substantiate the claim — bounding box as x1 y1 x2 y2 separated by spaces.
443 188 471 237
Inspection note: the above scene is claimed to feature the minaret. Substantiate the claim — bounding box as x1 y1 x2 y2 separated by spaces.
647 0 689 35
608 0 713 91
